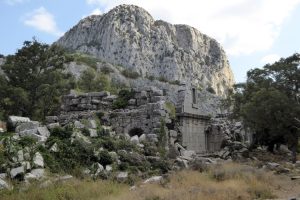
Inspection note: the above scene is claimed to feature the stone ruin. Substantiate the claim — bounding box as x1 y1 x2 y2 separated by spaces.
46 85 252 155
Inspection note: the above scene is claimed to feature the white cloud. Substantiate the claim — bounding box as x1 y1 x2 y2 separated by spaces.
90 8 102 15
261 54 281 64
85 0 300 56
23 7 63 36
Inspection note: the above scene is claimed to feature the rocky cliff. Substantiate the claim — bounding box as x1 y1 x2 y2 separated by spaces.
56 5 234 96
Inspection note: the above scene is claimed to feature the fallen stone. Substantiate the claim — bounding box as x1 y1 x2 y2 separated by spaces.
86 119 97 129
180 150 196 159
10 166 25 179
74 121 85 129
266 162 280 170
37 126 50 137
7 116 30 130
22 161 31 171
17 150 24 162
130 135 139 144
0 178 9 190
139 134 146 142
143 176 163 184
16 121 39 133
50 143 59 152
291 176 300 180
0 173 7 179
47 123 60 130
105 165 113 172
89 129 98 137
31 169 45 179
33 152 44 168
116 172 128 182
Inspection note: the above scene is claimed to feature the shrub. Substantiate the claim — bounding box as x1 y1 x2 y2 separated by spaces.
169 80 180 85
112 89 135 109
101 65 114 74
50 126 73 140
18 136 37 147
165 102 176 119
121 69 140 79
73 53 99 69
99 150 113 166
158 76 168 82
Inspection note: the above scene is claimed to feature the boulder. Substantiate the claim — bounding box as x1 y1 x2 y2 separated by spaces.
17 150 24 162
139 134 146 142
92 163 104 176
130 135 139 144
72 131 91 144
10 166 25 179
0 178 9 190
266 162 280 170
7 116 30 130
116 172 128 182
89 129 98 137
105 165 113 172
45 116 58 124
37 126 50 137
33 152 44 168
143 176 163 184
22 161 31 171
180 150 196 159
0 173 7 179
74 121 85 129
86 119 97 129
31 169 45 179
16 121 39 133
47 123 60 130
50 143 59 152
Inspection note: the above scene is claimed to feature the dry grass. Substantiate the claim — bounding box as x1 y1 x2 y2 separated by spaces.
123 163 276 200
1 162 293 200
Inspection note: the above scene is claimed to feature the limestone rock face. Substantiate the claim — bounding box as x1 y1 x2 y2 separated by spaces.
56 5 234 96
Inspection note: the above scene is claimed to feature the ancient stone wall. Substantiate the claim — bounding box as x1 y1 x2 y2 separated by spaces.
54 87 172 143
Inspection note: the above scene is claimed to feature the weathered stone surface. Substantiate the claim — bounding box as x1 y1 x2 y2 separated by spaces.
89 129 98 137
0 178 9 189
33 152 44 168
31 169 45 179
47 123 60 130
130 135 139 144
8 116 30 129
56 5 234 97
10 166 25 179
74 121 85 129
116 171 128 182
16 121 39 133
37 126 50 137
143 176 163 184
50 143 59 152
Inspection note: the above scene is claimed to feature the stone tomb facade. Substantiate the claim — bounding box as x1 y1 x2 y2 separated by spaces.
176 84 224 153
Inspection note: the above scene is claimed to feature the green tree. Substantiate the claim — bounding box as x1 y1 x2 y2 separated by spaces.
231 53 300 162
0 39 75 120
78 68 111 92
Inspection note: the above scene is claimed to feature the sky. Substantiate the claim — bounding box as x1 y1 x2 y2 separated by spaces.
1 0 300 83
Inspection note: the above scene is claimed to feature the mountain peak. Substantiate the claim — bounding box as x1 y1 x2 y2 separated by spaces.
56 4 234 96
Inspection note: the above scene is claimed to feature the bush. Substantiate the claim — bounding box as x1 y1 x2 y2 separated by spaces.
99 150 113 166
73 53 99 69
158 76 168 82
121 69 140 79
165 102 176 119
112 89 135 109
50 126 73 140
101 65 114 74
18 136 37 147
